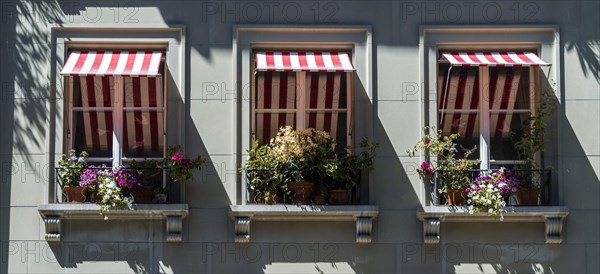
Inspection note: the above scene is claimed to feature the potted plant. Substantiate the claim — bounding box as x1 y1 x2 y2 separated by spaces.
57 150 89 203
164 145 206 183
324 138 379 204
242 141 283 204
407 128 479 205
467 168 520 217
78 165 136 218
130 159 163 204
513 91 553 205
270 127 336 204
242 126 336 204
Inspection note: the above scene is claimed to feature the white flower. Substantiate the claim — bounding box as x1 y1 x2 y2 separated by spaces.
488 208 493 213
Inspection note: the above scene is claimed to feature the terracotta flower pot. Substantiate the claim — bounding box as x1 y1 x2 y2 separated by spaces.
445 189 468 205
288 181 315 204
328 189 350 205
514 188 541 205
63 186 87 203
313 194 326 205
131 186 154 204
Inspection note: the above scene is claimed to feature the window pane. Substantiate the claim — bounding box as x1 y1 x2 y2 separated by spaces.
72 76 115 108
123 77 164 108
439 112 480 159
488 67 532 110
122 110 164 158
254 71 297 145
72 111 113 157
305 72 348 110
255 113 296 145
255 72 296 110
306 111 348 150
490 112 530 161
438 64 479 111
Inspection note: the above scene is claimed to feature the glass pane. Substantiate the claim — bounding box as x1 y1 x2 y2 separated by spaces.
306 111 348 150
254 113 296 145
488 67 532 110
438 112 480 159
255 72 296 110
72 111 113 158
305 72 348 110
490 112 530 161
438 64 479 110
122 110 164 158
123 77 164 108
72 76 115 108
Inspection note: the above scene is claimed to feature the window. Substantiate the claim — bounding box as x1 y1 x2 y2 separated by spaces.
62 51 167 166
437 52 549 169
252 51 354 148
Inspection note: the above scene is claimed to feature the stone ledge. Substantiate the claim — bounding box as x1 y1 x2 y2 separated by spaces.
38 203 189 242
417 206 569 244
229 204 379 243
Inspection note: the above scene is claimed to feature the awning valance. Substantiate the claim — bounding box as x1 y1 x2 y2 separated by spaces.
441 52 550 67
255 52 355 72
61 51 163 77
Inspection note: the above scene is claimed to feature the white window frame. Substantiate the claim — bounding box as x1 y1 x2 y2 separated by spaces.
65 56 168 167
250 56 354 147
437 62 540 169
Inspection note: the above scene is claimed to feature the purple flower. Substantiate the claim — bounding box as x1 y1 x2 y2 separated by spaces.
465 187 471 193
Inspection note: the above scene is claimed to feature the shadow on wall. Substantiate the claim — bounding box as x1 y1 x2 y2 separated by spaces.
1 1 68 273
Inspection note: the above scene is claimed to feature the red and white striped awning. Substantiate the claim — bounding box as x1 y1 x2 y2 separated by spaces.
441 52 550 67
61 51 163 77
255 52 355 72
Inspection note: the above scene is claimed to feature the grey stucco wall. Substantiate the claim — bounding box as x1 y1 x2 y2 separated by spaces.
1 0 599 273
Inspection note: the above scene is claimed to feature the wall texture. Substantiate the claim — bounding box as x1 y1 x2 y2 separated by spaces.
1 0 599 273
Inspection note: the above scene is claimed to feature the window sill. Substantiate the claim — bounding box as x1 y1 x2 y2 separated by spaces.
228 204 379 243
38 203 189 242
417 206 569 244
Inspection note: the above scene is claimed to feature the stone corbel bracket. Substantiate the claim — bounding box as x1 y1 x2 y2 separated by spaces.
417 206 569 244
229 205 379 243
38 204 189 242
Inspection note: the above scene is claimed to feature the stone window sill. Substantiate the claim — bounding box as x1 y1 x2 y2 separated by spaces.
417 206 569 244
229 204 379 243
38 203 189 242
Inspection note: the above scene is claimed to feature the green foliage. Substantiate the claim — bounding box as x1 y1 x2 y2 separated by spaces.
242 127 379 196
513 91 553 188
57 150 88 187
163 145 206 182
407 127 479 193
324 138 379 190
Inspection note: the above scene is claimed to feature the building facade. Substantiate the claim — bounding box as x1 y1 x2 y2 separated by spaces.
1 0 599 273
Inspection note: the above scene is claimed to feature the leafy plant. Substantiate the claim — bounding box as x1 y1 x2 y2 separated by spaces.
243 141 282 199
57 150 88 187
513 90 553 188
324 138 379 190
164 146 206 182
407 127 479 193
269 126 336 183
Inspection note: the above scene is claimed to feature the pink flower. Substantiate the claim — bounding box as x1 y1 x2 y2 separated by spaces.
420 162 433 174
424 139 430 145
171 152 184 161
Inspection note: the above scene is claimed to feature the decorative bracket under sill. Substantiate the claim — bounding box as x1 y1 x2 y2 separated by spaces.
417 206 569 244
38 204 189 242
229 205 379 243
